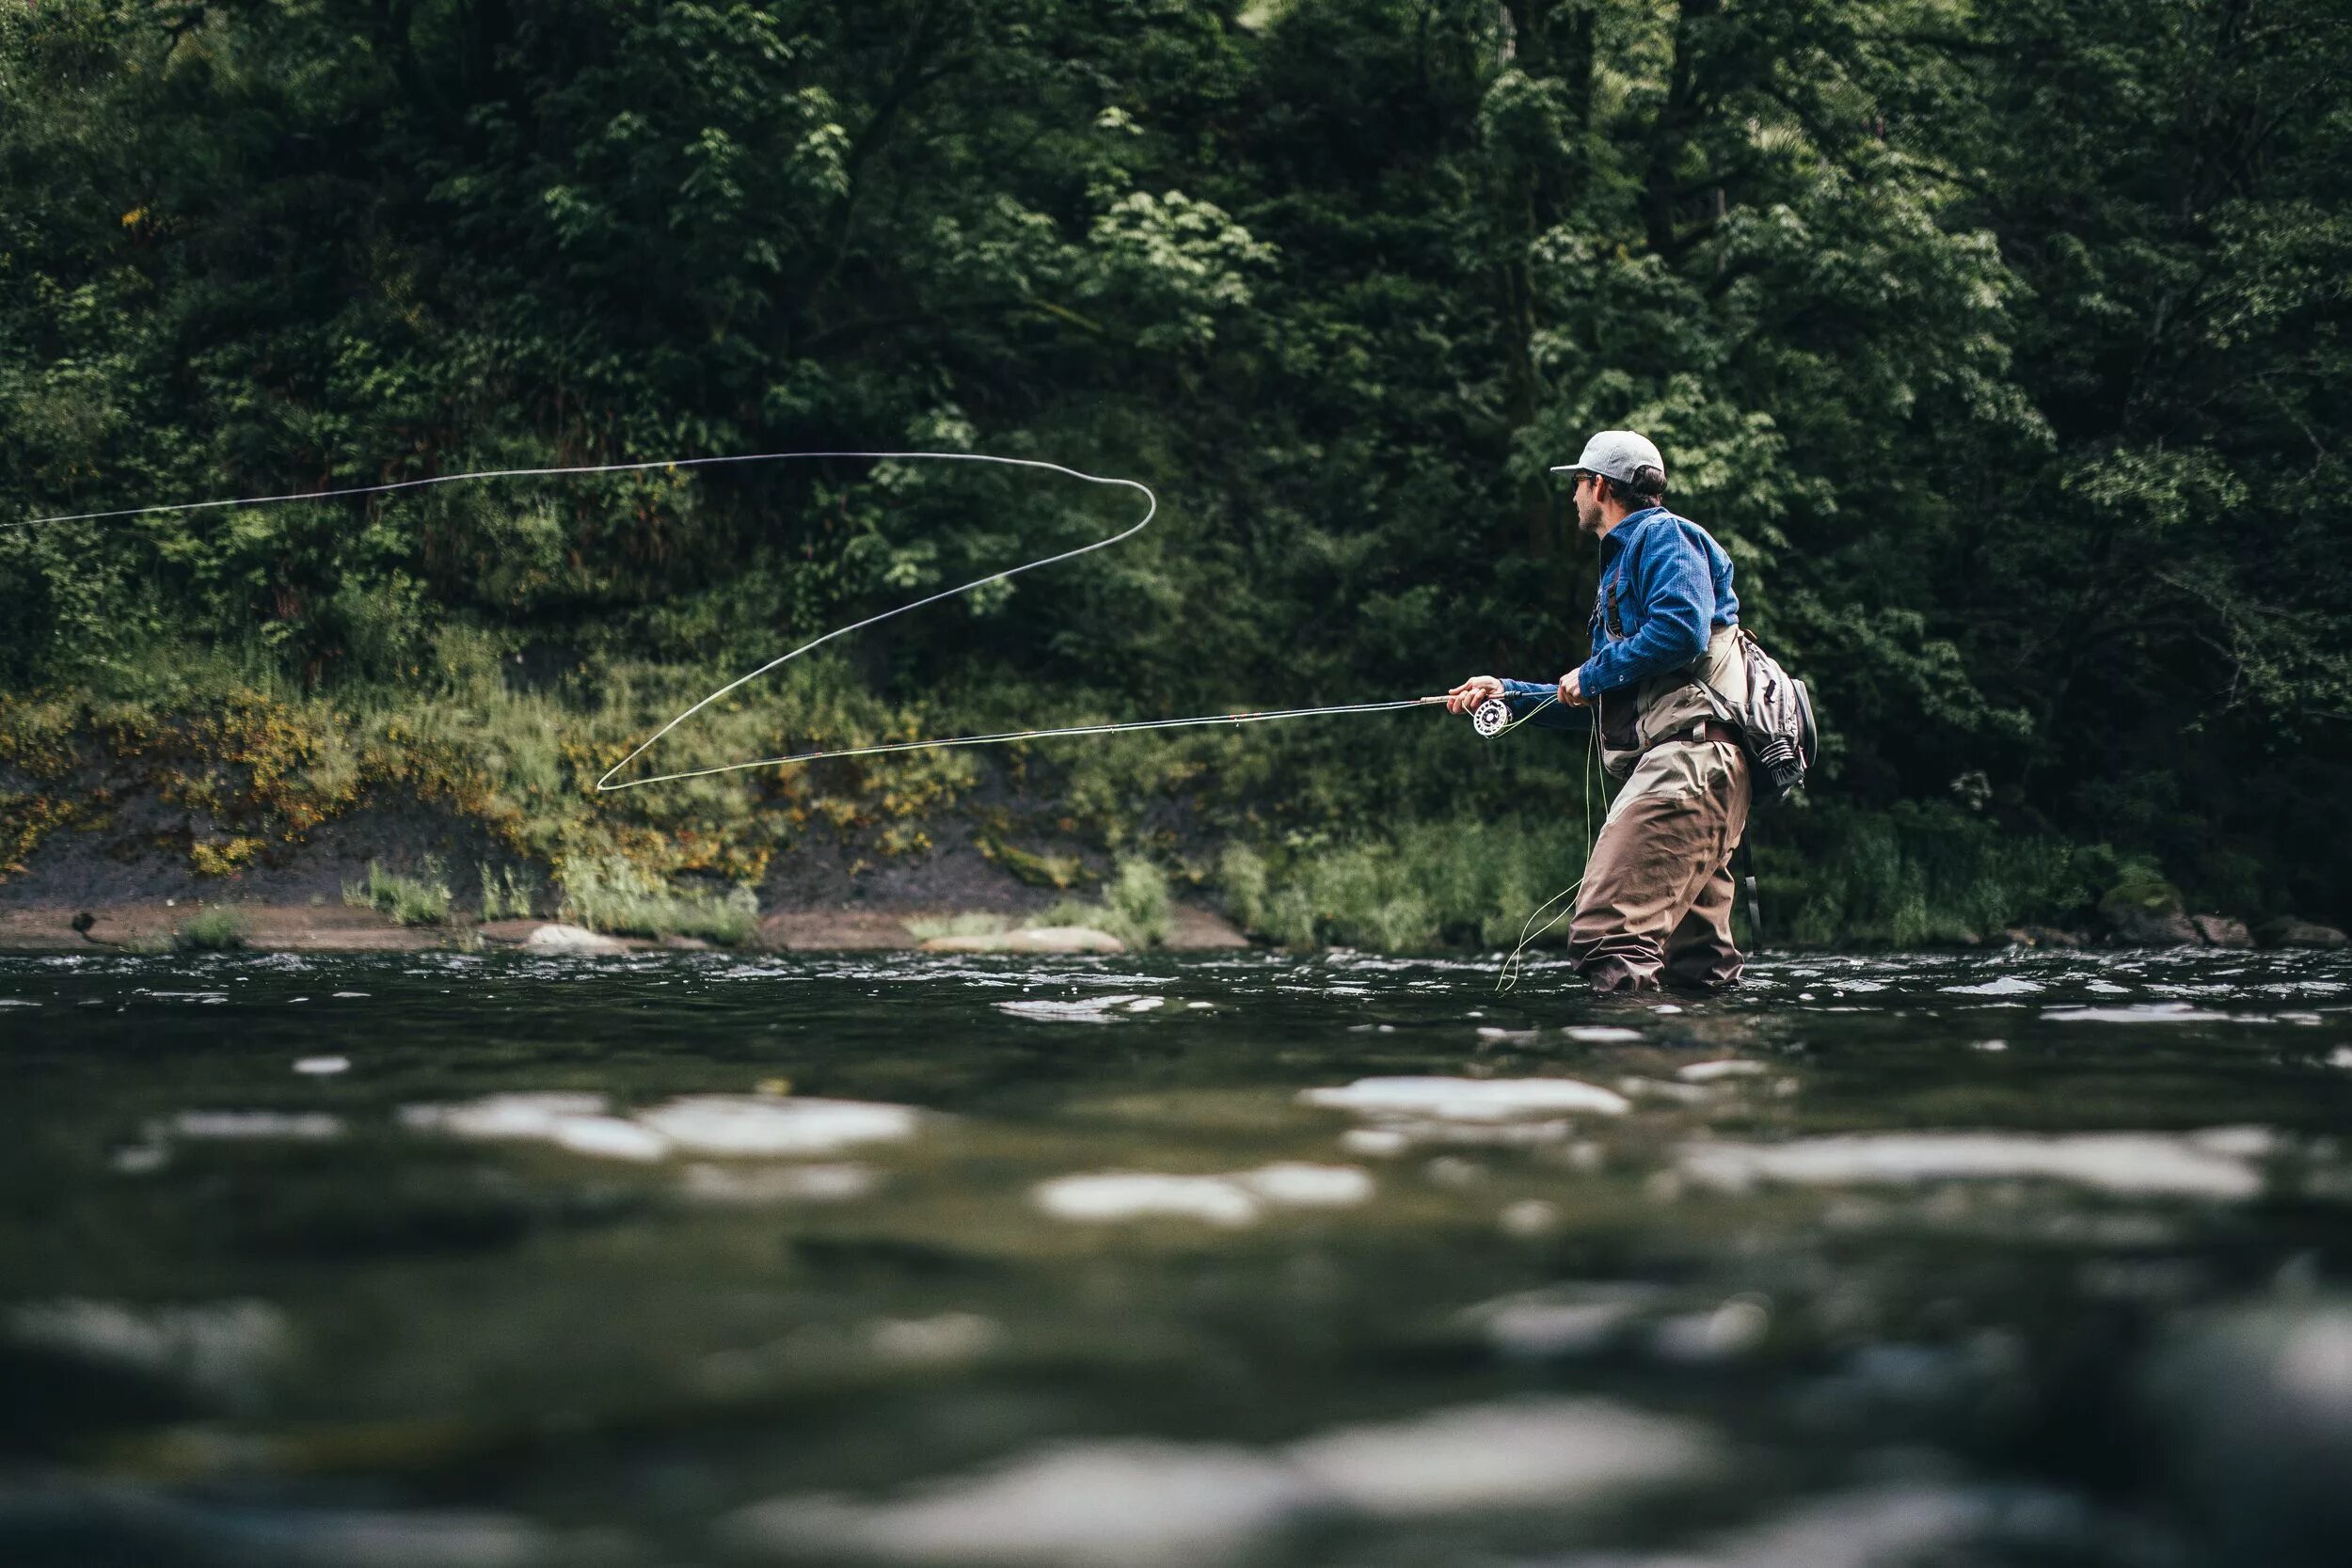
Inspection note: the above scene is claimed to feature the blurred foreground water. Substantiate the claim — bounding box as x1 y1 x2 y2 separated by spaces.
4 946 2350 1567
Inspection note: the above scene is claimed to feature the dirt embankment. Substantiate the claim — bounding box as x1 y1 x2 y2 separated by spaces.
0 804 1249 954
0 900 1249 954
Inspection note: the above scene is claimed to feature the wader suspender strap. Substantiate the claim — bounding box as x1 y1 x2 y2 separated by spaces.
1739 838 1762 952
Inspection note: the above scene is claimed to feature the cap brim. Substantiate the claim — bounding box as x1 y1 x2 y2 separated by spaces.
1547 465 1583 474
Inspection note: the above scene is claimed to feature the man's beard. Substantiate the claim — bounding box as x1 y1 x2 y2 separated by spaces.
1575 493 1605 536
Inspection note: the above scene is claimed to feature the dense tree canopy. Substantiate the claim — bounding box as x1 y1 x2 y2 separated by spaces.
3 0 2348 928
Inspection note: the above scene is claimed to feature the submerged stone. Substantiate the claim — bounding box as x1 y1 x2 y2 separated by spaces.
1233 1163 1375 1208
995 994 1152 1023
1032 1173 1263 1227
1460 1286 1661 1358
1285 1397 1716 1515
400 1092 610 1141
2041 1002 2239 1023
404 1091 920 1164
1678 1130 2267 1200
1677 1059 1770 1082
548 1115 670 1163
1300 1076 1631 1121
636 1095 920 1156
1030 1164 1369 1226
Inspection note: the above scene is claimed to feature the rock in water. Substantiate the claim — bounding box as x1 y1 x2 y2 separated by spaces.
2189 914 2253 949
2258 918 2349 951
2106 906 2200 946
2100 874 2198 946
523 923 628 954
920 927 1125 955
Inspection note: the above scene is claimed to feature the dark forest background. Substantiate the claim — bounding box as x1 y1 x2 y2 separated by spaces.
3 0 2348 945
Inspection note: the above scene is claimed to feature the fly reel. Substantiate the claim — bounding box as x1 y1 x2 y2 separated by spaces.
1471 698 1512 737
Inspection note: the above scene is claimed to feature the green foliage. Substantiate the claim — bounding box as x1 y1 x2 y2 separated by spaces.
347 862 453 927
1105 857 1174 949
1040 855 1174 950
2098 861 2186 930
1222 819 1597 953
173 907 249 953
1772 805 2100 949
977 836 1087 891
903 911 1009 942
479 863 536 923
3 0 2349 933
558 857 757 945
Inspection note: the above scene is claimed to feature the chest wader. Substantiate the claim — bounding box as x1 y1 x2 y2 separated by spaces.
1570 625 1755 993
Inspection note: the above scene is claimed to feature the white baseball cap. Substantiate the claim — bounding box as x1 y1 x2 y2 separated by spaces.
1549 430 1664 486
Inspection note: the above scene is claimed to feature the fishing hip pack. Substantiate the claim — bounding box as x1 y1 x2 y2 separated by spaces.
1707 626 1817 803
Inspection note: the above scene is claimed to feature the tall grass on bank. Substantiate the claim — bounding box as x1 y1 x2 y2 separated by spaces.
345 860 453 926
903 912 1009 941
1220 818 1597 951
1040 856 1174 949
1216 803 2126 954
558 856 758 944
1767 803 2116 947
173 907 249 952
480 863 536 921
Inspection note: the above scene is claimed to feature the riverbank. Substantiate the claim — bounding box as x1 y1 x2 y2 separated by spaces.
7 681 2346 957
8 895 2344 958
8 675 2350 958
0 899 1255 956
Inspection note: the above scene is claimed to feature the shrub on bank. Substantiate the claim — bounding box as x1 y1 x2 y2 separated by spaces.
1765 803 2110 947
173 907 249 952
1214 804 2148 954
1040 856 1173 949
480 863 536 921
1219 817 1597 951
558 856 757 944
347 861 453 927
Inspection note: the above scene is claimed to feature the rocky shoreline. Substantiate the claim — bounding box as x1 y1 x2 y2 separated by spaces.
0 899 1255 956
2 899 2341 957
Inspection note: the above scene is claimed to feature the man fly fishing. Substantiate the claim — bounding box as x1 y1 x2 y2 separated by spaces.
1448 431 1756 995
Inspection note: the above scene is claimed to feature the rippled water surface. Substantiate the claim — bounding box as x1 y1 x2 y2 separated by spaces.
6 947 2352 1567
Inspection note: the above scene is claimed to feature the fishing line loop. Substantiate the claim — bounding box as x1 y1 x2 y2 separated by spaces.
11 451 1472 790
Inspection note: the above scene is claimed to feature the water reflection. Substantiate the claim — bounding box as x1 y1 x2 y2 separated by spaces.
2 947 2349 1565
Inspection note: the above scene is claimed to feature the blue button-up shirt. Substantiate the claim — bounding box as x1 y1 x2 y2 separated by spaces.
1496 506 1740 731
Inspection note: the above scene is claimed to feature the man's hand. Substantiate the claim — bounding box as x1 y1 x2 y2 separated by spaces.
1446 675 1504 715
1557 668 1588 706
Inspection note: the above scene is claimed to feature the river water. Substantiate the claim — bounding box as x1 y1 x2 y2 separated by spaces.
4 946 2350 1567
